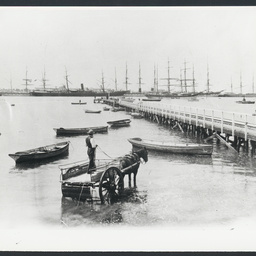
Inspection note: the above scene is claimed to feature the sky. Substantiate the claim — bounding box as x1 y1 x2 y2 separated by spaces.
1 6 256 93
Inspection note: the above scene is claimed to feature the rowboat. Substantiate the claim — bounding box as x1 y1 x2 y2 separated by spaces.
71 101 87 105
128 137 213 155
111 107 125 112
236 98 255 104
53 126 108 136
85 109 101 114
103 107 110 111
107 119 131 127
130 112 143 119
9 141 70 163
142 97 162 102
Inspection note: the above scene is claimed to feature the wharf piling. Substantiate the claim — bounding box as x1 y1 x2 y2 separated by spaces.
104 98 256 154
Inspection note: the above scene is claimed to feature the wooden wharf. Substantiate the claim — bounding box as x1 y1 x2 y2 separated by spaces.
104 99 256 153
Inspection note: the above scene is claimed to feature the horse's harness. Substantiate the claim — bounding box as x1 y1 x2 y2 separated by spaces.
121 152 140 169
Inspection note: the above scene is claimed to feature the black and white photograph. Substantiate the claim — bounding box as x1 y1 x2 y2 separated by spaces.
1 6 256 252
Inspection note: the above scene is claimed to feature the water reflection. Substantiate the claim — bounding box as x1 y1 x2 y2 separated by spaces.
148 150 213 166
60 188 147 227
10 153 69 171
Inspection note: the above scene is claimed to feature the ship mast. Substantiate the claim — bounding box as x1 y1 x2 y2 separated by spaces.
42 68 48 91
114 68 117 91
184 60 187 92
64 67 71 91
180 69 183 93
206 63 210 93
101 71 105 92
180 60 193 93
240 72 243 95
154 64 159 92
192 65 196 93
138 63 143 93
161 59 177 93
231 77 233 93
124 62 130 91
22 67 32 92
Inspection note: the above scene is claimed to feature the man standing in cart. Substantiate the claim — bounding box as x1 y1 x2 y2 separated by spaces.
86 129 97 172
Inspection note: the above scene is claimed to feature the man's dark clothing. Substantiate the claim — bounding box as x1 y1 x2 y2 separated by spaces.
86 136 96 171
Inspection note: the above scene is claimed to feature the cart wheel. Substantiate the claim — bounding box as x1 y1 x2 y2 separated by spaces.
99 167 124 204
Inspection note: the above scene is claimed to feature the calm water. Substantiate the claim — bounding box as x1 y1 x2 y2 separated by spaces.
1 96 256 250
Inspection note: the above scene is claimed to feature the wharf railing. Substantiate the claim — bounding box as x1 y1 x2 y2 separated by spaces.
119 100 256 141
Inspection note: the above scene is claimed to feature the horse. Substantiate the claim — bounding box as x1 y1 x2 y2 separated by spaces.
119 147 148 187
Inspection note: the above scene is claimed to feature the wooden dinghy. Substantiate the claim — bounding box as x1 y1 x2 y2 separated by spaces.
103 106 110 111
142 97 162 102
236 97 255 104
71 101 87 105
130 112 143 119
84 109 101 113
128 137 213 155
53 126 108 136
9 141 70 163
107 119 131 127
111 107 126 112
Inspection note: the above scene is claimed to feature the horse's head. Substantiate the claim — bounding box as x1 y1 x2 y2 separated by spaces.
132 147 148 163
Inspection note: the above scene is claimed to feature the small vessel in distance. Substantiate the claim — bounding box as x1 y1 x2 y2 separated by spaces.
8 141 70 163
71 100 87 105
128 137 213 155
53 126 108 136
107 119 131 127
236 97 255 104
84 109 101 114
142 97 162 102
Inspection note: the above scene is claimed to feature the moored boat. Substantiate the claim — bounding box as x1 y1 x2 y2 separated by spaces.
103 107 110 111
130 112 143 119
128 137 213 155
53 126 108 136
142 97 162 102
236 97 255 104
8 141 70 163
85 109 101 114
71 101 87 105
111 107 126 112
107 119 131 127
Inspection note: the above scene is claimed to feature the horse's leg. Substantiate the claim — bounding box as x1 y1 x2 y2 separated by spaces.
128 173 131 187
133 168 138 188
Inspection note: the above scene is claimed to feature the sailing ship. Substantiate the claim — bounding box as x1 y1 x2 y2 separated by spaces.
146 60 201 98
31 69 129 97
2 69 32 96
197 64 223 96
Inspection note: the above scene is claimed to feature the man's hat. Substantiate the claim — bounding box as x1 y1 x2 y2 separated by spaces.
88 129 94 135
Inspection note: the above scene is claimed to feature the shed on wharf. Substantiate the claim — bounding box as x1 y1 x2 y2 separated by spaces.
116 99 256 154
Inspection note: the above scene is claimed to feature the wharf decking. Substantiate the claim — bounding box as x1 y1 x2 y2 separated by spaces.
105 99 256 143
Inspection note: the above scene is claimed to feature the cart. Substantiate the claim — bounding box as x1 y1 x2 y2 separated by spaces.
59 158 140 204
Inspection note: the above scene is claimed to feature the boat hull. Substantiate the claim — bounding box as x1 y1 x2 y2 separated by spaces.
54 126 108 136
31 90 130 97
85 110 101 113
107 119 131 127
128 138 213 155
236 101 255 104
9 141 69 163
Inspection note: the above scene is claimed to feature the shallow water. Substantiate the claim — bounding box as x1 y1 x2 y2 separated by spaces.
1 96 256 250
